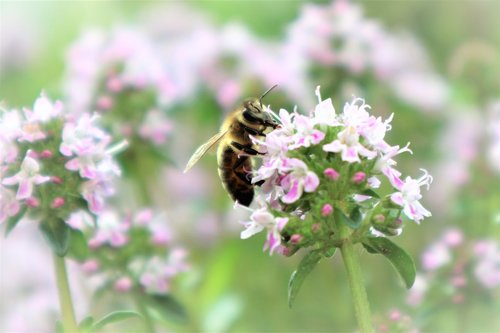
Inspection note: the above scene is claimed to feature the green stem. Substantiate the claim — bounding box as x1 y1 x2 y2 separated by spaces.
53 254 79 332
340 239 373 333
133 291 156 333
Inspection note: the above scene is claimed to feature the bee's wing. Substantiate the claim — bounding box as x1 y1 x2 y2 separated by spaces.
183 129 229 173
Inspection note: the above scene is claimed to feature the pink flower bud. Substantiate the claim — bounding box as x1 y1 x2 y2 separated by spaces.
114 277 133 292
389 310 402 321
51 197 65 208
321 203 333 216
96 95 113 110
51 176 63 184
324 168 340 181
312 223 321 233
39 150 53 158
373 214 385 224
26 197 40 208
290 234 302 245
27 150 39 158
107 77 123 92
82 260 100 274
352 171 366 184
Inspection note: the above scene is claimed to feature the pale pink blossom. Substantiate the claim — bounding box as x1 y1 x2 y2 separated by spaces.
280 158 319 203
240 206 289 255
390 169 432 223
0 186 21 224
89 210 130 248
2 153 50 200
323 126 377 163
138 109 173 145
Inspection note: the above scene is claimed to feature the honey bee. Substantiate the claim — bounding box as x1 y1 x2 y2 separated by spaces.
184 85 280 206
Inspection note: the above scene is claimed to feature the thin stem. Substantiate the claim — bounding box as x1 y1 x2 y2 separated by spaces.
133 291 156 333
53 254 79 332
340 238 374 333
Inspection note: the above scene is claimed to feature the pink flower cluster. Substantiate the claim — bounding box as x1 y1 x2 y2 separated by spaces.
487 100 500 173
64 27 174 146
407 228 500 307
286 0 449 111
63 1 449 117
0 93 123 225
74 208 190 295
240 88 432 254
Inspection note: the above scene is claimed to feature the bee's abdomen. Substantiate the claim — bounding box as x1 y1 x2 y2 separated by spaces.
218 147 254 206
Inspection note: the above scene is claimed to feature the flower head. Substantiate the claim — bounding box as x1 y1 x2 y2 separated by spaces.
239 88 432 256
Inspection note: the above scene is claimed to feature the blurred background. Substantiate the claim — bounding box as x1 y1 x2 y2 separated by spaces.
1 0 499 332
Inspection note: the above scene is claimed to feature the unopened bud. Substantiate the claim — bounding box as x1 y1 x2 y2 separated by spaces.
51 176 63 184
51 197 65 208
114 277 133 292
290 234 302 245
96 95 113 110
321 203 333 216
107 77 123 92
373 214 385 225
40 150 53 158
312 223 321 233
324 168 340 181
352 171 366 184
26 197 40 208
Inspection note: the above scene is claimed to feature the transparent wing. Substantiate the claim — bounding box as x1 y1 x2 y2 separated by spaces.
183 130 228 173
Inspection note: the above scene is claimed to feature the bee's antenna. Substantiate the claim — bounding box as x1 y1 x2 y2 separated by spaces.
259 84 278 108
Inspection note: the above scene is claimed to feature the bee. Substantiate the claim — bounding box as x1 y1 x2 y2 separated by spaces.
184 85 280 206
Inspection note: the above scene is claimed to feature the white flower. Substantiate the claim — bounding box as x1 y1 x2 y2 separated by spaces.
240 206 288 255
390 169 432 223
323 126 376 163
1 152 50 199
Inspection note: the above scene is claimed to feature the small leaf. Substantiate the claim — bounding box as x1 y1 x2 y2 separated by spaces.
78 316 94 332
360 189 380 198
92 310 142 331
349 207 362 225
68 228 89 261
4 206 27 237
362 237 416 289
288 250 322 308
39 218 70 257
334 207 361 229
145 294 188 324
324 247 337 258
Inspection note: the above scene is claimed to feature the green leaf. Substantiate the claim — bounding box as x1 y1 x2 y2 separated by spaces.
145 294 188 324
78 316 94 332
39 218 70 257
288 250 322 308
324 247 337 258
360 189 380 198
68 228 89 261
349 207 362 225
4 206 27 237
92 311 142 331
362 237 416 289
334 207 361 229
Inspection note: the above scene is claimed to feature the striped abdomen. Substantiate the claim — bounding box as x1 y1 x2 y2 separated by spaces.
217 146 254 206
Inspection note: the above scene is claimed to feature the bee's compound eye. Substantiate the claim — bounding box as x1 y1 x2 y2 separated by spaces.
243 109 261 123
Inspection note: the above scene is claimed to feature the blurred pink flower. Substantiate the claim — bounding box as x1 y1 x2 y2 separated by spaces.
2 153 50 200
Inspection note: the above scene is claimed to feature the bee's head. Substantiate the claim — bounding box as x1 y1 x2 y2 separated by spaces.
242 99 279 129
241 85 279 129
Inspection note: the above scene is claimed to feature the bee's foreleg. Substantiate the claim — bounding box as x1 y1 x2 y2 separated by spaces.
230 141 264 156
241 124 266 137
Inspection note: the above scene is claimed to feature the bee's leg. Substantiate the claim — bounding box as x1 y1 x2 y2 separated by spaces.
230 141 264 156
241 124 266 137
